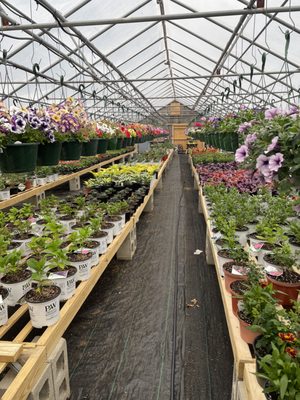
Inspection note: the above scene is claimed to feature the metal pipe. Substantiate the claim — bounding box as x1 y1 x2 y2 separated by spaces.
2 6 300 31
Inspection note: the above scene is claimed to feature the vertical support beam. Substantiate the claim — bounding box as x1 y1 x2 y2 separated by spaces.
144 193 154 212
34 192 45 207
205 226 214 265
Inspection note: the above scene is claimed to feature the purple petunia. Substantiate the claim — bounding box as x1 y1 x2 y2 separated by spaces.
235 145 249 163
266 136 279 153
265 108 280 120
238 121 253 133
269 153 284 172
245 133 257 147
256 154 270 177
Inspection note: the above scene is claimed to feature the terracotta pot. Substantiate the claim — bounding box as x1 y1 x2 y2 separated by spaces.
229 280 245 317
223 261 248 293
238 312 260 344
266 274 300 307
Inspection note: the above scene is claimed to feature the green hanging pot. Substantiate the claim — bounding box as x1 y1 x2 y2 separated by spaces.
60 141 83 161
107 137 117 150
222 133 239 152
198 133 205 142
37 142 62 166
0 143 39 173
97 138 108 154
116 137 123 149
81 139 99 156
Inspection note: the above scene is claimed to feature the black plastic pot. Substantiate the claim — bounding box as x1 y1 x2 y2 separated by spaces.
81 139 98 156
107 137 117 150
37 142 62 166
97 138 108 154
0 143 39 173
60 141 82 161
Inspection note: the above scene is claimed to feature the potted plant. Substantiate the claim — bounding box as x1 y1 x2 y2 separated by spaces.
81 121 99 156
263 240 300 306
25 257 61 328
45 239 77 301
105 203 124 236
58 204 77 234
237 283 277 344
0 106 41 173
88 215 108 256
0 250 32 306
257 340 300 399
67 228 94 281
8 205 35 255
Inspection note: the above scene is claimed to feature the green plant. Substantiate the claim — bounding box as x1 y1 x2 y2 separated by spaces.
256 224 287 246
89 216 104 233
269 240 296 269
241 283 277 327
26 257 48 291
68 227 92 252
7 206 32 235
257 341 300 399
0 250 23 276
0 234 11 254
43 238 68 271
288 220 300 244
28 236 51 258
43 218 65 239
74 195 86 209
58 203 74 217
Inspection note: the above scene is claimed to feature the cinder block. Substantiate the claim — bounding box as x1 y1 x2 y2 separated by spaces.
117 226 137 260
28 364 55 400
48 338 70 400
69 176 81 191
0 369 17 398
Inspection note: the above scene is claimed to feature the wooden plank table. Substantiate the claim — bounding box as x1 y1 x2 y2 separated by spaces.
189 155 255 380
243 363 265 400
0 149 174 399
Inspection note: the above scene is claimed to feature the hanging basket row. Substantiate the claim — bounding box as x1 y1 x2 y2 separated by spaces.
0 137 136 173
191 131 239 152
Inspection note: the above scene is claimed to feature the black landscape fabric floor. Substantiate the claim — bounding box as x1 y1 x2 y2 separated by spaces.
65 154 234 400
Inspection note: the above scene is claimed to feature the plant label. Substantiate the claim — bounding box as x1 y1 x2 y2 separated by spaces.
265 265 283 276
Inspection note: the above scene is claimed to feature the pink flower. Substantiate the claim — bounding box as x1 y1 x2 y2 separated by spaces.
269 153 284 172
235 145 249 163
266 136 279 153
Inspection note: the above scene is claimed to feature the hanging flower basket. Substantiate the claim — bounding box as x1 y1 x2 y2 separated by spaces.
116 137 123 149
81 139 98 156
60 141 83 161
107 137 117 150
0 143 39 173
97 138 108 154
37 142 62 166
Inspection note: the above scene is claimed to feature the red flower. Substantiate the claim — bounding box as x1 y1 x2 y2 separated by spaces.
285 347 297 358
125 130 130 138
96 128 103 137
278 333 297 343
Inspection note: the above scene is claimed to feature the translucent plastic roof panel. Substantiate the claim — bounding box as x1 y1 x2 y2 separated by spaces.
1 0 300 122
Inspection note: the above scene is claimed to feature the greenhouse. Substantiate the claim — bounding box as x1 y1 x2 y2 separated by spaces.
0 1 299 399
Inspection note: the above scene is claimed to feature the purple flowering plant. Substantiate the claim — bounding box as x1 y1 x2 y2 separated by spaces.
235 106 300 192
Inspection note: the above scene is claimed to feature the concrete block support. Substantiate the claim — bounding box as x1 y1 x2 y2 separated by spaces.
28 364 55 400
69 176 81 191
48 338 70 400
117 225 137 260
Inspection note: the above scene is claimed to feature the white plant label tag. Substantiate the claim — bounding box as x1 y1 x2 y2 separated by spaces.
232 265 248 276
237 300 244 312
48 271 68 280
0 295 3 304
249 242 264 253
265 265 283 276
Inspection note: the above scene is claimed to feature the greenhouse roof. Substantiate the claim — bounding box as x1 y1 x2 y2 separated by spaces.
1 0 300 123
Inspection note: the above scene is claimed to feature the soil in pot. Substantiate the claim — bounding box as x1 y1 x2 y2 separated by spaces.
1 269 32 285
67 252 92 263
264 254 300 306
237 310 260 344
229 279 247 317
25 284 60 303
223 261 249 293
13 233 34 241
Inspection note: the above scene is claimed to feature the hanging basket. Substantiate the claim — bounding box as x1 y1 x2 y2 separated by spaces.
81 139 98 156
0 143 39 173
107 137 117 150
222 133 239 152
97 138 108 154
37 142 62 166
60 141 83 161
116 137 123 149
